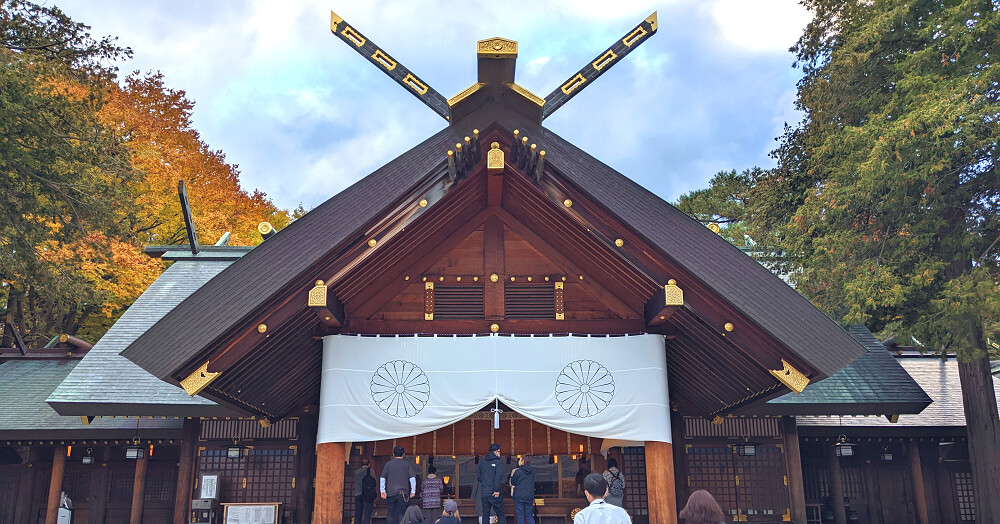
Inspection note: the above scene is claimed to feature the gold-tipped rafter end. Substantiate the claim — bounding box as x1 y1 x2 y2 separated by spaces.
769 359 809 394
646 11 658 32
487 142 505 171
330 11 343 32
477 37 518 58
664 281 684 306
506 83 545 107
180 361 220 396
308 280 328 308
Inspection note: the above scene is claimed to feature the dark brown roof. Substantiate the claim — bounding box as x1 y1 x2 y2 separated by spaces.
123 102 864 398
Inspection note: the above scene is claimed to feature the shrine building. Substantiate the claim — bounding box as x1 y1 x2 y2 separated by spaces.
0 11 961 524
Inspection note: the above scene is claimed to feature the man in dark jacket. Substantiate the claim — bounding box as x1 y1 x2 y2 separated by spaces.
477 443 505 523
510 455 536 524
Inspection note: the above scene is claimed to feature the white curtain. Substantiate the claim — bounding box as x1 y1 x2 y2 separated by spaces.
317 334 670 444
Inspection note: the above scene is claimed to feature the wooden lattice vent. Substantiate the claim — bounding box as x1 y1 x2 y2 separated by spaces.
432 283 485 319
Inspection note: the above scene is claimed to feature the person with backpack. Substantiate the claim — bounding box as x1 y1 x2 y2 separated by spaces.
510 454 536 524
354 458 376 524
602 458 626 508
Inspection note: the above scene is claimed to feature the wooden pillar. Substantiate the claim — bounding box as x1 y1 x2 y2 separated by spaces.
645 441 677 524
296 413 318 524
826 445 847 524
90 447 113 524
130 449 150 524
781 417 807 524
314 441 346 524
908 441 930 524
174 418 200 524
670 413 687 511
14 446 40 524
44 445 67 524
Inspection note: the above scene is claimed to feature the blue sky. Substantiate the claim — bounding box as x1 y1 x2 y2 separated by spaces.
56 1 811 212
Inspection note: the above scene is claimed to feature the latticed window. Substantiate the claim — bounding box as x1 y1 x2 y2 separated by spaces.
62 469 92 504
434 283 485 319
622 447 648 516
196 447 297 507
505 282 555 319
954 471 975 522
685 443 790 522
145 466 178 503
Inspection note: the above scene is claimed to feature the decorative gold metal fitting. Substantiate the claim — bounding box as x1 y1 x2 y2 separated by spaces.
769 359 810 394
456 276 462 282
308 280 327 307
487 142 504 171
510 276 516 281
592 49 618 71
402 73 428 95
257 221 274 235
418 199 428 207
622 25 648 47
477 37 517 58
367 239 378 248
526 276 532 281
371 49 396 71
563 199 573 208
724 322 735 332
330 11 344 32
257 324 267 334
708 222 721 234
425 282 434 290
490 273 499 282
473 276 479 281
887 414 900 423
712 415 725 425
507 83 545 107
664 279 684 306
259 418 272 428
555 282 564 290
646 11 658 31
490 323 500 333
342 26 366 48
448 83 485 107
561 73 586 95
614 238 624 247
180 361 220 396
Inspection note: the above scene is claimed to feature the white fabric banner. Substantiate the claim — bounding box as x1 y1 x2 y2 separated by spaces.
317 334 670 444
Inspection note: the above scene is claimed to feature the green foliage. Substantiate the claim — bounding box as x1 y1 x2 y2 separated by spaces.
676 168 760 248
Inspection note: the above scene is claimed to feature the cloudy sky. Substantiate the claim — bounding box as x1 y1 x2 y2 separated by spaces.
55 0 812 212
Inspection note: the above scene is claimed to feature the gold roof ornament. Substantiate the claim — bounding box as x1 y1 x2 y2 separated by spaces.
308 280 327 308
180 361 220 396
487 142 505 171
708 222 721 234
769 359 810 394
477 37 518 58
664 279 684 306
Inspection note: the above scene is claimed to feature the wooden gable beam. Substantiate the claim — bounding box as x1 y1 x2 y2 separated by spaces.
307 280 345 327
644 281 683 327
494 208 637 319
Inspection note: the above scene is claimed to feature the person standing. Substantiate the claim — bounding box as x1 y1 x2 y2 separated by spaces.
510 455 536 524
422 465 444 511
573 473 631 524
381 446 417 524
477 443 505 524
677 490 725 524
354 458 376 524
602 458 626 508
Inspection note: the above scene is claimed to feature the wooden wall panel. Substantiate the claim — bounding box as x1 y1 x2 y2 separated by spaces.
454 420 472 456
504 229 561 275
513 419 532 455
531 423 549 455
425 229 484 275
473 419 492 454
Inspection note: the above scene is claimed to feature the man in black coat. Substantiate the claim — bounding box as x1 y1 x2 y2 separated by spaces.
477 443 505 523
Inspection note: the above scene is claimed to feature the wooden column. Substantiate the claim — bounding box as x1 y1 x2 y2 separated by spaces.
670 413 687 511
826 445 847 524
908 441 930 524
90 447 113 524
44 445 67 524
645 441 677 524
130 449 150 524
173 418 200 524
296 414 318 524
314 441 346 524
781 417 807 524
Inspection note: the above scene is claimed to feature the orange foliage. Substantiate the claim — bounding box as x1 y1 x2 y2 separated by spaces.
99 72 288 247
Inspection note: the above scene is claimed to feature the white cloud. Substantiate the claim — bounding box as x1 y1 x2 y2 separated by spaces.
711 0 811 53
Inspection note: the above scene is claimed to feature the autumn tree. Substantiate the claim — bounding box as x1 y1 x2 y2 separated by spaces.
0 0 143 345
681 1 1000 520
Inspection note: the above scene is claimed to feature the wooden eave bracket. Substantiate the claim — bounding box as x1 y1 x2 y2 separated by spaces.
308 280 345 327
644 281 683 327
769 359 810 394
180 361 220 396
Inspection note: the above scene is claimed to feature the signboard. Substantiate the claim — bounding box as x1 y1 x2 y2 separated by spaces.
222 503 280 524
199 474 219 500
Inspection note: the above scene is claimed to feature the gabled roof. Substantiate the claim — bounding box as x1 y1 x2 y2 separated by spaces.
47 259 240 417
760 325 931 415
0 359 182 440
797 355 1000 429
